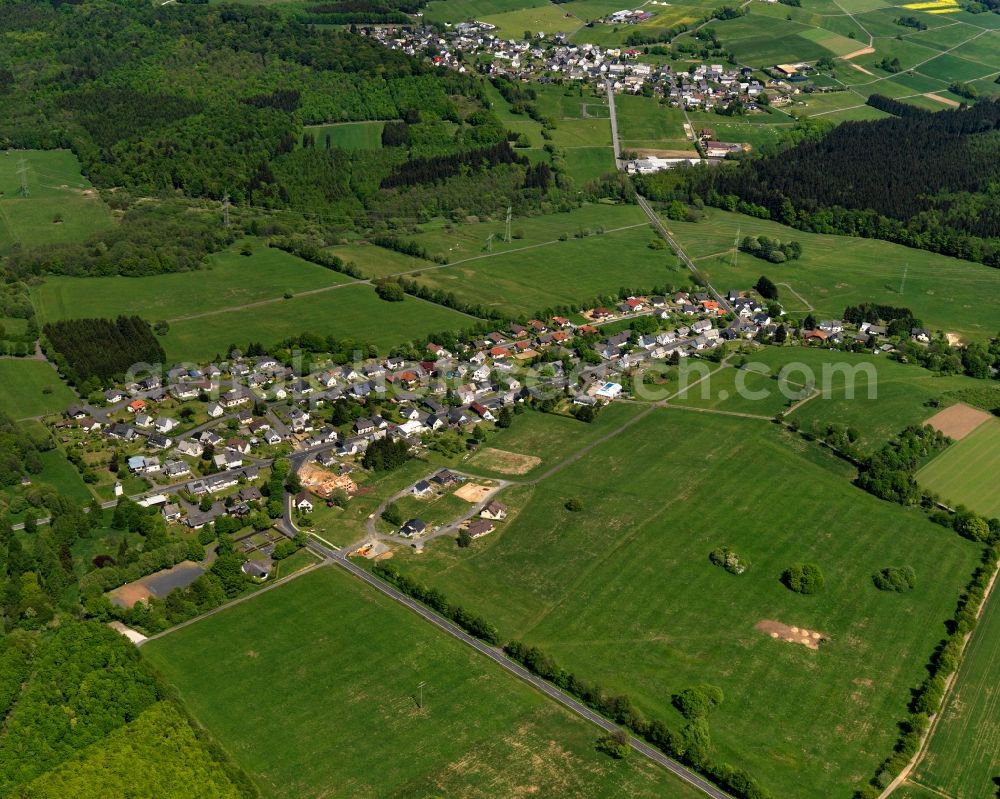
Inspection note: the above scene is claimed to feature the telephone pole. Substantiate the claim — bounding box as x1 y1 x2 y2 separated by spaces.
16 159 29 197
221 193 231 228
504 206 512 243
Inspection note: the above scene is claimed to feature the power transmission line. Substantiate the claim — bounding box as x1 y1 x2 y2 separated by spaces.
221 193 231 228
504 205 512 243
16 159 29 197
899 263 908 295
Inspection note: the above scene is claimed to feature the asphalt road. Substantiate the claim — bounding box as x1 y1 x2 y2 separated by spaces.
606 79 623 168
314 546 731 799
635 193 733 315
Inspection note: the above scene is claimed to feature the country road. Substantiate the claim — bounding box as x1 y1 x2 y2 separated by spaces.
605 78 623 168
291 540 733 799
603 83 732 317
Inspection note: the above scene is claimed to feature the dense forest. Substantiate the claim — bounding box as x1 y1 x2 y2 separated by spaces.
43 316 166 386
0 0 579 281
638 100 1000 266
0 623 254 797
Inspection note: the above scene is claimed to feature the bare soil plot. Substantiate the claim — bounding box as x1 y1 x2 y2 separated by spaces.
842 45 876 59
298 462 358 496
108 581 153 608
924 403 992 440
850 62 875 75
469 447 541 475
455 482 494 502
924 92 961 107
755 619 825 650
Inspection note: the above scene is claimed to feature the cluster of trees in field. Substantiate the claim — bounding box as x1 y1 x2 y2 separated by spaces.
638 101 1000 267
709 545 747 574
841 302 914 327
855 425 951 505
7 202 237 279
872 565 917 592
43 316 165 386
740 235 801 263
380 142 527 189
361 437 412 471
781 562 824 594
0 411 47 488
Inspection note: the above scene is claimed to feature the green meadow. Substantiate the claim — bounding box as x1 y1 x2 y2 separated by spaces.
907 585 1000 799
409 202 648 260
667 207 1000 341
32 242 350 324
747 347 987 454
410 222 684 315
160 284 475 362
0 359 78 420
0 150 113 251
302 120 385 149
143 566 704 799
917 418 1000 518
464 402 647 479
390 409 980 798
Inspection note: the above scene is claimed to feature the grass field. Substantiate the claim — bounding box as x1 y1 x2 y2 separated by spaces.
327 242 433 280
916 418 1000 518
0 150 113 251
0 359 78 419
464 403 646 479
143 566 705 799
160 284 476 363
32 242 350 324
667 207 1000 341
746 347 988 454
423 0 549 24
907 585 1000 799
302 121 384 149
480 3 586 38
390 409 980 797
667 362 801 418
410 222 683 315
409 202 647 261
34 449 92 503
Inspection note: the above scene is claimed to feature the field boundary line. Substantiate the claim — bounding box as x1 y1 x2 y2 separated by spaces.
903 778 957 799
879 555 1000 798
397 223 650 273
660 403 773 421
165 279 363 323
136 561 323 645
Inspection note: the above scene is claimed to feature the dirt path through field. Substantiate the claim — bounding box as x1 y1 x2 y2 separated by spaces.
850 62 875 76
842 46 875 60
924 93 961 108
